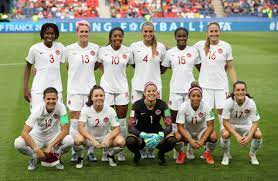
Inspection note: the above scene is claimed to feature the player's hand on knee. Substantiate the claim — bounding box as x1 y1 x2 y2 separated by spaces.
35 148 46 159
91 140 101 149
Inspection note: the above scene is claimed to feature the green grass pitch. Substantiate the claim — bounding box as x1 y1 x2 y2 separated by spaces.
0 32 278 181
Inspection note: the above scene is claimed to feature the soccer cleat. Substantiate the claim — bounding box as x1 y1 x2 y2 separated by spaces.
27 159 37 171
140 148 147 159
203 151 214 164
87 152 97 162
147 148 155 159
101 152 109 162
133 151 141 165
55 160 64 170
107 154 117 167
249 153 259 165
221 153 230 165
118 152 126 161
187 147 195 160
75 157 84 169
158 151 167 166
176 151 186 164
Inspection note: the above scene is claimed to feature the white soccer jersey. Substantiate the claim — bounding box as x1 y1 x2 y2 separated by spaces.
26 42 65 93
130 41 166 91
26 102 67 140
98 45 132 93
64 42 99 94
193 40 233 90
222 97 260 125
162 46 200 94
79 105 120 139
176 100 214 133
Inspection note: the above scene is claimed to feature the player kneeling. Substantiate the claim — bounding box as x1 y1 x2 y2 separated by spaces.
73 85 125 168
14 87 74 170
221 81 262 165
175 82 218 165
126 82 176 166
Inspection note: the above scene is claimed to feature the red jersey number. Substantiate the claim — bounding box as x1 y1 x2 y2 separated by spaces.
50 54 55 63
178 56 186 64
81 55 90 64
112 56 119 65
143 55 148 62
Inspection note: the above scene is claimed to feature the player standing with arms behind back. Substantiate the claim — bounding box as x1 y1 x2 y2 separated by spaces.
221 81 262 165
64 20 100 162
193 22 237 157
130 22 166 158
24 23 65 113
161 27 201 159
98 27 132 161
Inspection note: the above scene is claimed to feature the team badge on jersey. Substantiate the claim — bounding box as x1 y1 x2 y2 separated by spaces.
155 109 161 115
55 50 60 55
122 54 127 59
155 51 159 56
198 112 204 118
53 114 59 120
244 109 250 114
104 117 109 123
186 53 192 58
90 50 95 56
218 48 223 54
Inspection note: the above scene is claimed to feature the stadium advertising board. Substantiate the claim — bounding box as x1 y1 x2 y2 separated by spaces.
0 18 278 33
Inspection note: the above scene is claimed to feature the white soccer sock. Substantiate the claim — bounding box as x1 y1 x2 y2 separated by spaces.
206 142 217 152
57 135 74 155
221 138 230 154
175 142 184 152
109 147 123 155
250 138 262 155
119 118 127 138
73 145 84 157
14 137 35 158
69 119 78 136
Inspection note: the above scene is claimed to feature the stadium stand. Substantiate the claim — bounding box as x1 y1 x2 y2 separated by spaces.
8 0 278 19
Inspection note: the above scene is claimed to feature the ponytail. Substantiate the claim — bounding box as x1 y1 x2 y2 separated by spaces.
151 34 157 58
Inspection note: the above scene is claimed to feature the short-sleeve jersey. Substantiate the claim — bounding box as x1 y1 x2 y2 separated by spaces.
176 100 214 133
161 46 200 93
98 45 132 93
64 42 99 94
79 105 120 139
222 97 260 125
26 42 65 93
26 102 67 140
193 40 233 90
130 99 170 133
130 41 166 91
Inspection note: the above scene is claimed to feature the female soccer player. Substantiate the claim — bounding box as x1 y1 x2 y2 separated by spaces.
193 22 237 128
73 85 125 168
64 20 100 162
221 81 262 165
161 27 201 159
14 87 74 170
97 27 132 161
175 82 218 164
130 22 166 158
126 82 176 166
23 23 65 113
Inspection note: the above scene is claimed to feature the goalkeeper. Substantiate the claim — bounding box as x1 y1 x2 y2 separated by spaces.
126 82 176 166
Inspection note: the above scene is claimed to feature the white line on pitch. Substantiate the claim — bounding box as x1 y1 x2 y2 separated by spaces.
0 63 25 66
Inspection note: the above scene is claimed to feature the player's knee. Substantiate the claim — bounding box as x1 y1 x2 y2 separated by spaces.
63 135 74 146
221 129 230 139
126 136 137 146
74 135 85 145
253 130 262 139
166 136 177 145
115 136 125 147
14 137 25 150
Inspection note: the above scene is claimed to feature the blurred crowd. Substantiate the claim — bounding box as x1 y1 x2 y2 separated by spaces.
222 0 277 17
3 0 278 19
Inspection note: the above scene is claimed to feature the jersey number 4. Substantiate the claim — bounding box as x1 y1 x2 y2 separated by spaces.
143 55 148 62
